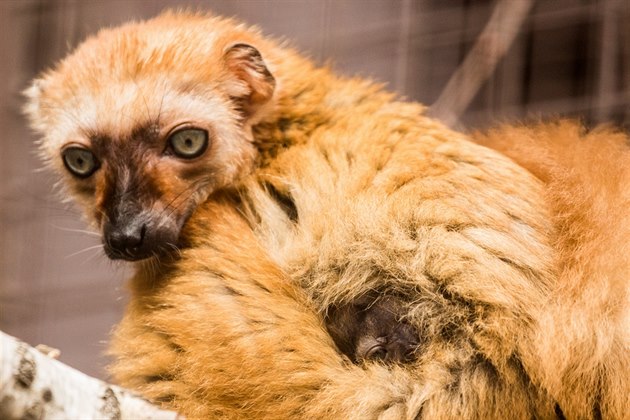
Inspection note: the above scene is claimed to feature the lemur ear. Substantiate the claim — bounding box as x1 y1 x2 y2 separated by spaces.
23 78 47 131
223 43 275 118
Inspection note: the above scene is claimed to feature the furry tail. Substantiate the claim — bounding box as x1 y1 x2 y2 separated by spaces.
473 120 630 418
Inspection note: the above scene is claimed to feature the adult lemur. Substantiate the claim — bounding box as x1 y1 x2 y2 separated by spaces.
25 11 629 419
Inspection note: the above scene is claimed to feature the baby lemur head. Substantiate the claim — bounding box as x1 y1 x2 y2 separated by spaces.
24 12 277 260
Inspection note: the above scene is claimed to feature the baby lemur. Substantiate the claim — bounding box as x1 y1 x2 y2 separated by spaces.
25 11 629 419
326 295 419 363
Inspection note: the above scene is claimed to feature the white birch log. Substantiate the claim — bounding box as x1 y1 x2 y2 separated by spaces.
0 330 180 420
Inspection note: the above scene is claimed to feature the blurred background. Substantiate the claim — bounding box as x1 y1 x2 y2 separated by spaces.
1 0 629 380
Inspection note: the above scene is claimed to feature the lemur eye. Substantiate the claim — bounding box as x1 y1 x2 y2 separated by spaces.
62 146 99 178
168 128 209 159
365 345 387 360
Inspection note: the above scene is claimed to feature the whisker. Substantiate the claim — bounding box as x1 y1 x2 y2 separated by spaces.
163 178 208 213
117 106 145 131
65 244 104 259
151 250 162 267
164 242 182 258
137 82 152 124
51 224 101 237
154 178 210 230
81 248 106 265
93 207 110 224
156 83 167 126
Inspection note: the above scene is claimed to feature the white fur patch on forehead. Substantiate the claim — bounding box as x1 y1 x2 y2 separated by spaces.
37 78 238 157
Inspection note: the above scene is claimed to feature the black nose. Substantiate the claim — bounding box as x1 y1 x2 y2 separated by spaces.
103 220 148 260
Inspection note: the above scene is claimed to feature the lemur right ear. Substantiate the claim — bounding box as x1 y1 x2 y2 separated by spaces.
223 43 276 118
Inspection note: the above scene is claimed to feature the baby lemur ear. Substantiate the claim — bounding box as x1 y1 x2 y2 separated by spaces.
223 42 276 119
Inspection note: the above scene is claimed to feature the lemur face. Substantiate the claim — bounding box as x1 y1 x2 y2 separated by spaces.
24 16 275 260
56 107 240 261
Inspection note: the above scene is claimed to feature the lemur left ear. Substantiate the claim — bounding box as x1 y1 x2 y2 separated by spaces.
223 43 275 118
23 78 48 133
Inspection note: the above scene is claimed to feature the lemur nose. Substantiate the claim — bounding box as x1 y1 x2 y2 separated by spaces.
104 221 147 260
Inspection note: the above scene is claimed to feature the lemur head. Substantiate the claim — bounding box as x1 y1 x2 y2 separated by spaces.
24 12 276 261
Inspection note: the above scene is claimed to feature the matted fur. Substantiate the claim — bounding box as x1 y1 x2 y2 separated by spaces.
24 11 629 419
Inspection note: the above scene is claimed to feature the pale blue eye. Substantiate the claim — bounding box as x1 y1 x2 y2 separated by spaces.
168 128 209 159
62 147 99 178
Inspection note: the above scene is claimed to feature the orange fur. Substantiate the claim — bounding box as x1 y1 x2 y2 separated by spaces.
24 11 629 419
474 121 630 418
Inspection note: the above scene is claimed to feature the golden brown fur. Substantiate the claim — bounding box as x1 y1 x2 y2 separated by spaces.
474 122 630 418
24 11 629 419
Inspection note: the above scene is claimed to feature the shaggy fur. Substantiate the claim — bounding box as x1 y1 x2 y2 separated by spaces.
24 11 629 419
474 122 630 418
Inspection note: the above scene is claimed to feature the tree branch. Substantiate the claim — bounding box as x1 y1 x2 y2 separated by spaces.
429 0 535 127
0 330 180 420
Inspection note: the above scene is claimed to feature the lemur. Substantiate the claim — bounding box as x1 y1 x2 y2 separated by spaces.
25 11 629 419
25 18 417 365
